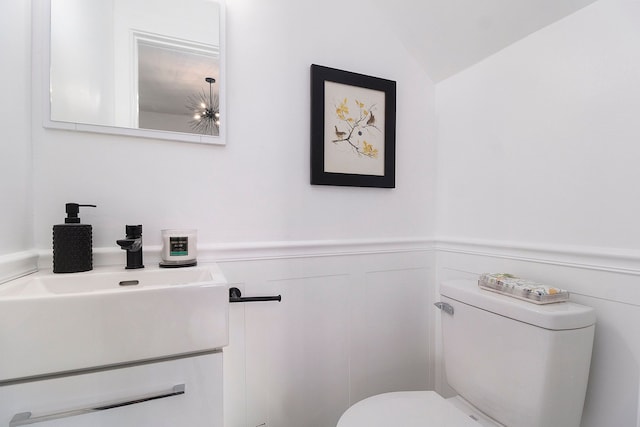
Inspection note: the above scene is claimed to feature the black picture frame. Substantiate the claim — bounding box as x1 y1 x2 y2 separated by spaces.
310 64 396 188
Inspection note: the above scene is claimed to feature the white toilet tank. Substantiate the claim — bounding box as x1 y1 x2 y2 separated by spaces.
439 279 595 427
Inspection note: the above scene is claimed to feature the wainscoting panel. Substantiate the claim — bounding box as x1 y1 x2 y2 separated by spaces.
220 249 434 427
5 238 638 426
243 273 351 427
349 267 432 404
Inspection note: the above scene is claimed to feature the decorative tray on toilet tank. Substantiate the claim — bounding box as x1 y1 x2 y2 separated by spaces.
478 273 569 304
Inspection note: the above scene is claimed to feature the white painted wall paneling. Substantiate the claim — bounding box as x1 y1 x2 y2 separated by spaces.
221 250 434 427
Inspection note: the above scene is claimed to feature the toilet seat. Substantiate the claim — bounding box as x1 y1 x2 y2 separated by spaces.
337 391 481 427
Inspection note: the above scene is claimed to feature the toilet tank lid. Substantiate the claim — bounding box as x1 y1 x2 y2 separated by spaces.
440 279 596 330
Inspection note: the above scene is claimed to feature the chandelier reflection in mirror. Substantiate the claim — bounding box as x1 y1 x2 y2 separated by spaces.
187 77 220 135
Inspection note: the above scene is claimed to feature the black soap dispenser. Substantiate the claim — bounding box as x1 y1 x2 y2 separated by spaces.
52 203 97 273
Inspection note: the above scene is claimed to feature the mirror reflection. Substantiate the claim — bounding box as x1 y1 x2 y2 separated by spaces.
49 0 222 138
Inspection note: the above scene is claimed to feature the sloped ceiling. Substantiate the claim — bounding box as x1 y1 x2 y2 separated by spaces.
139 0 601 116
371 0 599 82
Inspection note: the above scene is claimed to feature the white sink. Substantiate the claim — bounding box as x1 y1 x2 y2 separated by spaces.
0 264 228 382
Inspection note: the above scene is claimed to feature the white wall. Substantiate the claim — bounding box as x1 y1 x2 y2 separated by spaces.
436 0 640 251
30 0 436 257
435 0 640 425
0 1 33 257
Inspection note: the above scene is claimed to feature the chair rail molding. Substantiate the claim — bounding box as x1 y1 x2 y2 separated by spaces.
0 251 39 285
35 237 435 270
435 237 640 276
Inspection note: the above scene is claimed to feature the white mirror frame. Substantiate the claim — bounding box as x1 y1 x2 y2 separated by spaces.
37 0 226 145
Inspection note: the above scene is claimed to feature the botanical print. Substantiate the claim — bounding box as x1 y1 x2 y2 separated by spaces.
324 81 385 176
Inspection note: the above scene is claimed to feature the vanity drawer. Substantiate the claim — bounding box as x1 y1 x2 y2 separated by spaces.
0 352 222 427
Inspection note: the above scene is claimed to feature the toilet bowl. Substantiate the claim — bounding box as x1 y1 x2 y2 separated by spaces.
337 278 596 427
337 391 492 427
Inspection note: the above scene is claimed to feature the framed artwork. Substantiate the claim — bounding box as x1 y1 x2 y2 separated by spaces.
310 64 396 188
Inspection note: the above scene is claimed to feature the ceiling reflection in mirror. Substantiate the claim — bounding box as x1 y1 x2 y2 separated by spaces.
49 0 222 138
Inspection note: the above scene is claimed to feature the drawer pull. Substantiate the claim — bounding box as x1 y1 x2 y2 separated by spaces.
10 384 185 426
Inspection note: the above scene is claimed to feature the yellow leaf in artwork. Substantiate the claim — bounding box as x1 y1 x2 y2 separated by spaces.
362 141 379 158
347 118 354 122
363 110 368 116
336 99 350 119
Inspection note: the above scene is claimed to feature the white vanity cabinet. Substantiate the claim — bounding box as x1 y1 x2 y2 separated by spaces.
0 265 228 426
0 352 222 427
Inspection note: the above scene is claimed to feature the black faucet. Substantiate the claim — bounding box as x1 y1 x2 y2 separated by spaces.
116 225 144 269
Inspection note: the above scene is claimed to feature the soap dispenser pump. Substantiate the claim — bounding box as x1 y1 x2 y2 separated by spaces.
52 203 96 273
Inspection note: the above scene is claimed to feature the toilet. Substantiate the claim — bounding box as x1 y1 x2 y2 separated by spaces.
337 279 596 427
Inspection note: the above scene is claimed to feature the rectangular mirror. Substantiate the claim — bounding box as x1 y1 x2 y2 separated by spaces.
42 0 225 144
